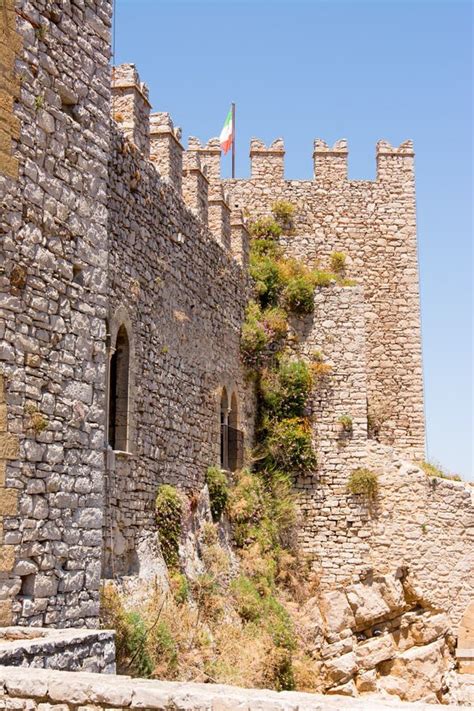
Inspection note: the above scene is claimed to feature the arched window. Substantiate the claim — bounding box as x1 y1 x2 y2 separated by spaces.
108 324 130 451
220 388 229 470
220 388 243 472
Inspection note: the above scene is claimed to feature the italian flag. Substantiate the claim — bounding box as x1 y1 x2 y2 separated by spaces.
219 107 233 154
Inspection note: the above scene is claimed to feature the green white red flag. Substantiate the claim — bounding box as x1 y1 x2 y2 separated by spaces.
219 107 233 154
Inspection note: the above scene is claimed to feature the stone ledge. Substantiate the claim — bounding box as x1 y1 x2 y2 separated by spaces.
0 667 469 710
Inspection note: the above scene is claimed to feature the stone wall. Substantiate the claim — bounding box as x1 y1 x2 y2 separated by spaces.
0 626 115 672
0 666 469 710
105 67 253 576
364 442 474 625
291 285 370 583
222 138 425 461
0 0 112 626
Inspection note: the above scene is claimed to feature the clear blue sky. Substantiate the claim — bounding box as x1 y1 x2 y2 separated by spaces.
114 0 473 479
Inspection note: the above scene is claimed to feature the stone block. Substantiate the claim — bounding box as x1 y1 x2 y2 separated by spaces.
0 544 15 572
319 589 355 635
0 432 19 459
0 599 13 626
0 487 18 515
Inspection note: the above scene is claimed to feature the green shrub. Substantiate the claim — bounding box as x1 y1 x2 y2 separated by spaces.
228 469 265 526
232 575 264 622
283 274 315 314
124 611 154 677
241 301 269 363
251 238 282 258
329 251 346 274
265 595 296 651
338 414 353 433
263 307 288 342
416 460 461 482
347 468 378 499
155 484 183 568
260 358 313 419
271 201 295 231
312 269 334 287
241 302 288 365
149 620 178 674
169 571 189 604
249 216 282 240
264 418 317 475
270 648 296 691
206 466 229 521
250 253 285 307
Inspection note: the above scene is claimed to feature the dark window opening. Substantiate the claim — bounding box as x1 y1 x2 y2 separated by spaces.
108 325 130 451
220 389 243 472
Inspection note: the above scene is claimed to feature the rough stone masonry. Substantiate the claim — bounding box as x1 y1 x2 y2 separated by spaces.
0 0 472 654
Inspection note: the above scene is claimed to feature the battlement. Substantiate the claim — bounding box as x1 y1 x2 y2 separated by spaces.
250 138 285 180
112 63 151 156
150 112 183 192
110 64 414 189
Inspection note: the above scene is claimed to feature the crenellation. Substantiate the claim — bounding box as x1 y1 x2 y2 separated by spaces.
149 112 183 193
250 137 285 180
313 138 348 182
188 135 221 181
182 148 209 224
376 139 415 182
111 63 150 157
230 209 250 270
208 183 231 250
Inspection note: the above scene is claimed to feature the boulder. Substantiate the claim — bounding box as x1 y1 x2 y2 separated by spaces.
346 572 406 628
319 589 356 636
378 638 452 702
323 652 356 685
355 634 396 670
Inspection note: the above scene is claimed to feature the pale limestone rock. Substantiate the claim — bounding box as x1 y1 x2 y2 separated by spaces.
319 589 355 635
355 634 396 670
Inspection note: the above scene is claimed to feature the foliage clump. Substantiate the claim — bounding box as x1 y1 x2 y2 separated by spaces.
25 402 48 435
263 418 317 475
205 467 229 521
338 414 353 434
347 468 379 499
155 484 182 568
417 460 461 482
271 200 295 232
329 251 346 274
260 358 313 419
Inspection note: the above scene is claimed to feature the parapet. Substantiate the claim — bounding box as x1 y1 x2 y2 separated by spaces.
208 183 231 250
188 137 221 182
250 138 285 180
313 139 348 182
376 140 415 182
112 64 151 157
150 112 183 193
230 210 250 271
182 149 209 225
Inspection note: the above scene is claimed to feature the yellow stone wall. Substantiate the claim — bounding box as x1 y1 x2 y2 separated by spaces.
0 374 19 625
0 0 22 179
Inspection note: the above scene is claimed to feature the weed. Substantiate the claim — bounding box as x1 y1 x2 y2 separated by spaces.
329 251 346 274
338 414 353 433
416 460 461 482
205 467 229 521
155 484 182 568
347 468 378 499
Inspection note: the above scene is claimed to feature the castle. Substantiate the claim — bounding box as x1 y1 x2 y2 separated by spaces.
0 0 473 671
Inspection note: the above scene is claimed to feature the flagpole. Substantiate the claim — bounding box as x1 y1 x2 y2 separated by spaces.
231 102 236 179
